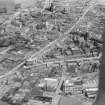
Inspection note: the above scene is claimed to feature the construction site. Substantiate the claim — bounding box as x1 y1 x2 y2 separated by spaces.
0 0 104 105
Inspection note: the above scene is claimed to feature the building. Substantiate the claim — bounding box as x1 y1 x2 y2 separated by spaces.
39 78 58 92
64 77 83 94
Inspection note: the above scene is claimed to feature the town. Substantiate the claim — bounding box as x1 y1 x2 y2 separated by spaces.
0 0 104 105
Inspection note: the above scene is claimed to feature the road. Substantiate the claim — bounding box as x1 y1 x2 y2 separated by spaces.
28 0 97 61
0 0 97 80
59 96 82 105
0 60 25 79
52 77 65 105
0 45 100 80
0 54 98 79
0 46 14 55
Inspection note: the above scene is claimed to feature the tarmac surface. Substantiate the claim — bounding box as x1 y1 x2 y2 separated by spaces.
59 96 82 105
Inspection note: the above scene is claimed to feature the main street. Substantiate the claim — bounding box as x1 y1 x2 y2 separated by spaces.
28 0 97 61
